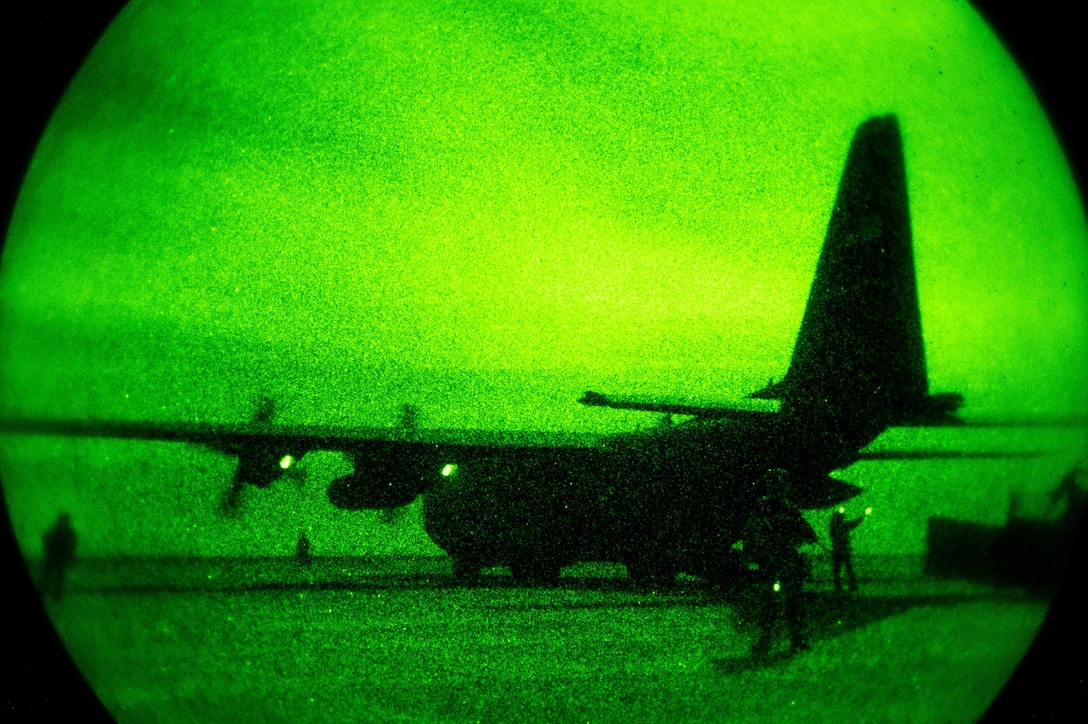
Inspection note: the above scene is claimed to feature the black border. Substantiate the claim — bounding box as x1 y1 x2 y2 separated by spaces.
959 2 1087 716
2 6 128 719
2 1 1084 720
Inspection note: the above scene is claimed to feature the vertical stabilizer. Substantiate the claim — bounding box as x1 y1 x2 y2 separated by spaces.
764 116 940 428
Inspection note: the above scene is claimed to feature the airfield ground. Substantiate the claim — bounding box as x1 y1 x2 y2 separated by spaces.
35 556 1048 723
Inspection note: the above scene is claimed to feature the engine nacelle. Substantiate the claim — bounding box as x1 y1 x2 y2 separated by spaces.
234 446 302 488
327 452 445 509
327 472 421 509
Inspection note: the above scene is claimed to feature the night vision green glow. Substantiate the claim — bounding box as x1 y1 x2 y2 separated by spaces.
0 0 1085 722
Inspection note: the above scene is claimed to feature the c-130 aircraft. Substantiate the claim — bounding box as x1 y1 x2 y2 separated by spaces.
1 115 971 584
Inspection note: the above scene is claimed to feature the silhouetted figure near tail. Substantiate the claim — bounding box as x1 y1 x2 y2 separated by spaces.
296 531 312 565
742 470 816 660
40 513 77 601
830 506 865 592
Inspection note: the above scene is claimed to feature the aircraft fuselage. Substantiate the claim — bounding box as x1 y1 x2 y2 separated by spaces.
422 411 868 583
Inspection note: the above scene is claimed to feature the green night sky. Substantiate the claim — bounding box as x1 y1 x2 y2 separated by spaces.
1 0 1086 557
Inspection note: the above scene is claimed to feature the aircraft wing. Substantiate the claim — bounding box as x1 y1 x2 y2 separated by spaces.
856 412 1087 459
0 415 608 510
946 416 1088 429
0 411 604 457
0 416 604 452
855 450 1045 461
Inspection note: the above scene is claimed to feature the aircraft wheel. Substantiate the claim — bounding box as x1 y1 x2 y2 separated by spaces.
511 559 560 587
626 557 676 589
701 554 748 594
451 556 481 583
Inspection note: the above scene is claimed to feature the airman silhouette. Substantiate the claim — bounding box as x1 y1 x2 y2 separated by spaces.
40 513 77 601
830 506 865 592
296 531 312 565
741 469 816 659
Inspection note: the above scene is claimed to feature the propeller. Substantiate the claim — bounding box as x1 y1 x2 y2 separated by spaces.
218 472 246 518
217 395 279 517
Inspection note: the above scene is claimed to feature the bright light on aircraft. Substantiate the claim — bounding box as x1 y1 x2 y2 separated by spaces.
279 455 294 470
441 464 457 477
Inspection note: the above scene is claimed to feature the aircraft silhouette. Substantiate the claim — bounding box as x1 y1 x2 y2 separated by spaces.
2 115 1021 583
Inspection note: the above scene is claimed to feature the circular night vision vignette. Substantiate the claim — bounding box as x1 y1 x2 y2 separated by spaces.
1 1 1086 721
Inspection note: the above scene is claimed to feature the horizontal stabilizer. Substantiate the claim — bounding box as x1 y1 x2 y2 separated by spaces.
578 390 780 420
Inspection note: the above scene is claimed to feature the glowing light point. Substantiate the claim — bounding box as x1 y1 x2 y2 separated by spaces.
865 507 872 515
441 464 457 477
838 506 845 514
773 582 781 592
279 455 294 470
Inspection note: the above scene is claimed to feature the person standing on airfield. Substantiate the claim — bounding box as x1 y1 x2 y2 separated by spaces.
830 506 865 592
296 531 312 565
741 469 816 660
40 512 77 601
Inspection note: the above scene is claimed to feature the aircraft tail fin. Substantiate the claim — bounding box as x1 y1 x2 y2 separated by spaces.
753 115 961 429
